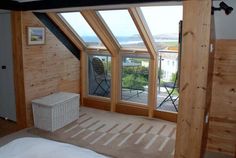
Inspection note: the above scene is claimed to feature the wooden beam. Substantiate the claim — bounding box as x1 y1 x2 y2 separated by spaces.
80 50 87 106
0 0 20 10
148 59 157 117
47 13 85 51
80 10 119 56
175 1 212 158
128 7 157 60
202 14 216 155
83 97 110 111
128 7 157 117
154 110 177 122
110 55 120 112
18 0 183 11
11 11 27 129
81 10 120 112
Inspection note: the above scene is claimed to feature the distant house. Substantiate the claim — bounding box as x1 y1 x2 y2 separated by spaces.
158 49 178 81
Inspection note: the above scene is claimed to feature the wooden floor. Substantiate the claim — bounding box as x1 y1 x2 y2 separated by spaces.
29 107 177 158
0 118 18 138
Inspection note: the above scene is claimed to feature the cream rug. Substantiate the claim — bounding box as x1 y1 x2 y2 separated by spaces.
29 107 176 158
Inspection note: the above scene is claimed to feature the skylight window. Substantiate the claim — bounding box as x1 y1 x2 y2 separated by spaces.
141 6 183 50
60 12 104 47
98 10 146 49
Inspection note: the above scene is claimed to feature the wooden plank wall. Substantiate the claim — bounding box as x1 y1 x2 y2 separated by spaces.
207 40 236 156
21 12 80 126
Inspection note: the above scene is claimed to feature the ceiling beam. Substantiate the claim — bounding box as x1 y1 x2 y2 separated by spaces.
128 7 157 59
47 13 85 51
18 0 182 11
80 10 120 56
34 12 81 60
0 0 20 10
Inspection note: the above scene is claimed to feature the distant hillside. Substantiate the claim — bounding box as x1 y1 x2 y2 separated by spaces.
81 33 179 49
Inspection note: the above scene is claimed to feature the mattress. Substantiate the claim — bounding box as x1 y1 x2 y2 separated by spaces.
0 137 108 158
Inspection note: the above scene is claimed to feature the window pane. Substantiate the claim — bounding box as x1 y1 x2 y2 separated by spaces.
88 54 111 98
99 10 145 49
60 12 104 47
141 6 183 50
141 5 182 112
121 57 149 104
157 51 179 112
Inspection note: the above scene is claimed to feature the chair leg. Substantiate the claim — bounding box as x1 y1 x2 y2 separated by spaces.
168 93 178 112
158 86 172 108
93 80 109 96
93 82 101 95
158 86 179 112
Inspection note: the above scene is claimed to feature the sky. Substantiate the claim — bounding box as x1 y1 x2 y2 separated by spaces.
99 10 140 37
61 5 183 38
141 6 183 35
60 12 100 39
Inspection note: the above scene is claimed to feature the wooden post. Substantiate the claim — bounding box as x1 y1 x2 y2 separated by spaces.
111 55 119 112
175 1 212 158
129 8 157 117
148 59 157 117
80 51 87 106
81 10 120 112
11 11 27 129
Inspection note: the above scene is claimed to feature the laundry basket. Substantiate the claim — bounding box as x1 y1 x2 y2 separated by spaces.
32 92 79 132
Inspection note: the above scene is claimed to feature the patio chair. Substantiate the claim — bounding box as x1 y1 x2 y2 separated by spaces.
91 57 110 96
158 20 182 112
158 73 179 112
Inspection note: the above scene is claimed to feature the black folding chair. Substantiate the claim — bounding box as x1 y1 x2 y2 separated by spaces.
91 57 110 96
158 20 182 112
158 74 179 112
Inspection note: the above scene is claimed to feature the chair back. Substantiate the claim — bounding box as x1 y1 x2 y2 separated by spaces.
92 57 105 76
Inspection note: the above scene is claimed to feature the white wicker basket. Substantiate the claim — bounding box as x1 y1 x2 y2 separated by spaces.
32 92 79 132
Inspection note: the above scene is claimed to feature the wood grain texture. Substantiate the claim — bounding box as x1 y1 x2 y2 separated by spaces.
202 15 216 156
80 51 87 106
110 55 119 112
148 59 157 118
11 11 27 129
83 97 110 111
21 12 80 126
207 40 236 156
116 103 148 117
154 110 177 123
175 1 212 158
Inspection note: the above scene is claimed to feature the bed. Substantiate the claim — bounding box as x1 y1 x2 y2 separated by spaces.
0 137 108 158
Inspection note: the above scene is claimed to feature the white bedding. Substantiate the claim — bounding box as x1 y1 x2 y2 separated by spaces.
0 137 108 158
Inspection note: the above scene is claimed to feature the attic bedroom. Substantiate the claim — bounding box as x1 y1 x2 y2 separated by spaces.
0 0 235 158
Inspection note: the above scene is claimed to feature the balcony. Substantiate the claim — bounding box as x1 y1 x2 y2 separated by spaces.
88 51 179 113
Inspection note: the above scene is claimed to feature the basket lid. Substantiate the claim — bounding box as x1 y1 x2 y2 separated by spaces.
32 92 79 107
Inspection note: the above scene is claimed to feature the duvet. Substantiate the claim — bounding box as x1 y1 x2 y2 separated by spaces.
0 137 108 158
